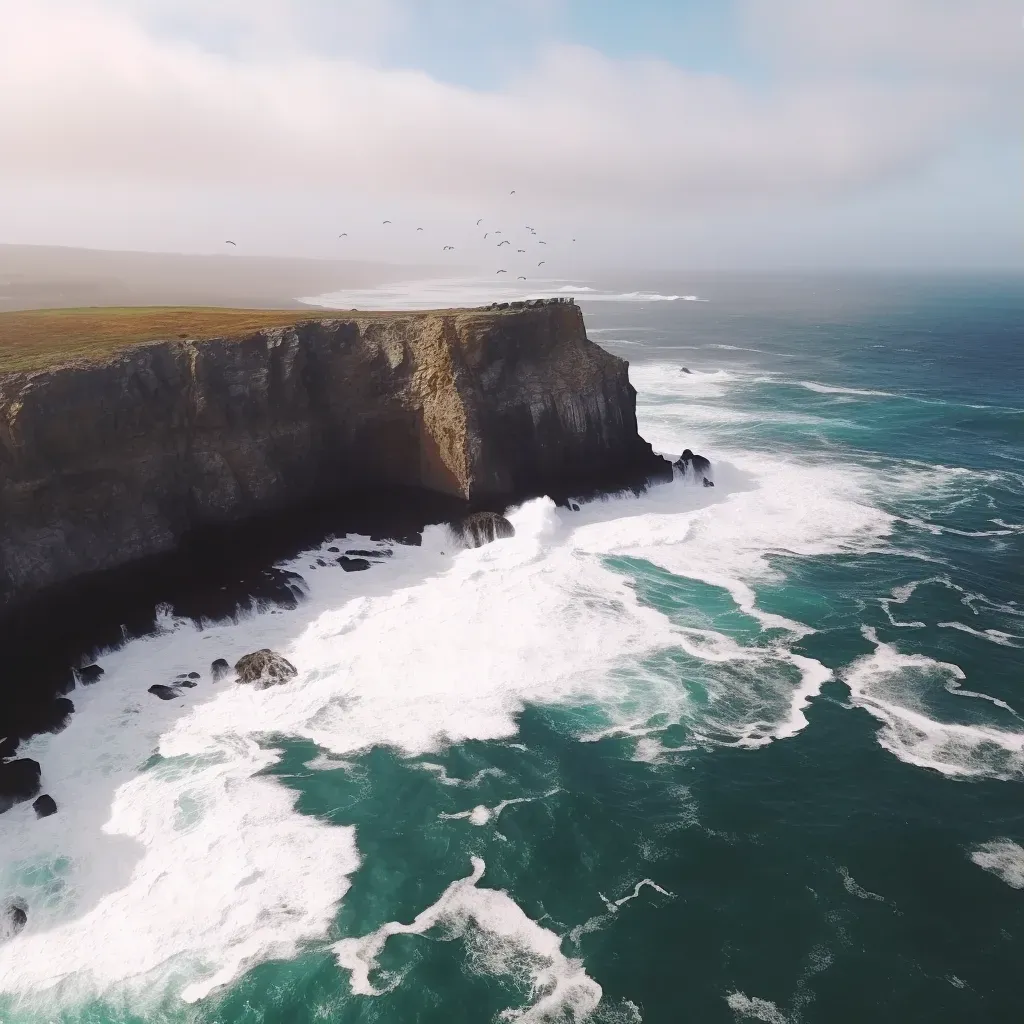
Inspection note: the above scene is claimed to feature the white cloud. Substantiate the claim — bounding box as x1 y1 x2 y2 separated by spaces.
0 1 976 208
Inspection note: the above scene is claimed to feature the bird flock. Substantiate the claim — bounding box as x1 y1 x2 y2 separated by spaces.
224 189 576 285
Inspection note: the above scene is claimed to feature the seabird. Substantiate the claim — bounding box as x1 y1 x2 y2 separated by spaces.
338 233 347 237
538 261 545 266
517 249 526 253
383 220 392 224
539 240 547 245
498 240 510 246
510 190 516 194
225 240 236 246
476 218 483 226
484 233 489 239
417 227 424 232
497 269 507 274
518 276 527 280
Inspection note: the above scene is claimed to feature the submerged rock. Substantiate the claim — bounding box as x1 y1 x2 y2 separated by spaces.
78 665 104 685
234 649 298 688
338 556 371 572
680 367 692 374
457 511 516 549
0 759 42 814
211 658 231 681
32 794 57 819
148 684 180 700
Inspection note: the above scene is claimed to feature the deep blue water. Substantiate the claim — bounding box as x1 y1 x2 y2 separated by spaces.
1 273 1022 1023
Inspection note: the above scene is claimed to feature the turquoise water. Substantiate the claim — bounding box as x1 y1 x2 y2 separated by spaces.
1 274 1022 1022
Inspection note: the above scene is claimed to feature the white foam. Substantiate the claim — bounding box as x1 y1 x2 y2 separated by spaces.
970 840 1024 889
726 992 790 1023
440 789 560 827
838 867 886 903
843 627 1024 778
797 381 896 399
334 857 602 1021
415 763 507 787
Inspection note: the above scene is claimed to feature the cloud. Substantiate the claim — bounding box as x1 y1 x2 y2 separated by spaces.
0 0 979 212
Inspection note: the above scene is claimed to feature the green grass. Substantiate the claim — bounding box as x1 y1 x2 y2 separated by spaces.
0 306 432 373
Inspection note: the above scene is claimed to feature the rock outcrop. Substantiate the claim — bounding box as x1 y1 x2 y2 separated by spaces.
234 650 297 688
457 511 516 548
0 299 669 611
0 758 41 813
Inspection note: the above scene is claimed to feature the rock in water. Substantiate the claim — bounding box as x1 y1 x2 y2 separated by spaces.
211 658 231 681
32 794 57 818
338 556 371 572
148 684 179 700
680 367 692 374
234 649 298 688
3 899 28 940
78 664 104 684
673 448 713 484
458 511 516 548
0 759 42 814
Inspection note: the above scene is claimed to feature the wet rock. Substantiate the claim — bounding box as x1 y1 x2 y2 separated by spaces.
234 649 297 688
680 367 692 374
673 449 712 484
32 794 57 819
0 759 42 814
457 511 516 549
177 678 198 688
338 556 371 572
211 658 231 681
327 546 340 553
78 665 104 684
187 672 200 680
3 898 28 939
703 478 715 487
569 502 581 512
148 684 180 700
345 548 391 558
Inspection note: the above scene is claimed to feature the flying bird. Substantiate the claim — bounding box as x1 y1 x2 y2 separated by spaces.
517 249 526 253
510 190 516 194
538 261 546 266
225 240 236 246
443 245 455 251
338 233 347 237
518 276 527 280
383 220 392 224
417 227 424 231
539 240 547 245
484 233 489 239
476 218 483 226
498 240 510 247
495 230 502 235
497 269 507 274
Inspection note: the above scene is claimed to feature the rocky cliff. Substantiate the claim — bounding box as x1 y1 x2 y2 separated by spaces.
0 299 669 611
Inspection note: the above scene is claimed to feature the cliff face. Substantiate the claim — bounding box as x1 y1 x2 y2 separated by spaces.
0 299 669 611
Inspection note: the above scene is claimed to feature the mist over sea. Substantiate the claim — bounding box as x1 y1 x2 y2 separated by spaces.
2 272 1022 1023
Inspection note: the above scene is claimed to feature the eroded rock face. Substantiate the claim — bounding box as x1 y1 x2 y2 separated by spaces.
2 898 28 940
0 758 42 814
674 449 713 484
211 658 231 681
234 649 297 688
0 300 670 611
457 511 516 548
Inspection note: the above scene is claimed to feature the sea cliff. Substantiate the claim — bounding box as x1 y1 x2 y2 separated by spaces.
0 299 669 612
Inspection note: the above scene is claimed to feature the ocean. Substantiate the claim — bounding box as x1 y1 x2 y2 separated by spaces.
1 272 1022 1023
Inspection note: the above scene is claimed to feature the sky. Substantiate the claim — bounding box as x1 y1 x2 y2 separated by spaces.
0 0 1021 270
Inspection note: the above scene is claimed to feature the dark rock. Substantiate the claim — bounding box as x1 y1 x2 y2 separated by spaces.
327 546 340 553
0 759 42 814
234 649 297 688
33 794 57 818
78 664 104 684
673 449 712 484
680 367 692 374
187 672 200 679
0 737 17 760
703 478 715 487
338 556 371 572
457 511 516 548
4 898 28 938
569 502 580 512
211 658 231 681
345 549 391 558
148 684 180 700
177 678 197 688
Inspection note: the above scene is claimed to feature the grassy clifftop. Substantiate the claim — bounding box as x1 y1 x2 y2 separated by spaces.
0 306 418 373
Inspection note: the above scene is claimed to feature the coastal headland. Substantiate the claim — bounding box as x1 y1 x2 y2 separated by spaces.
0 299 670 749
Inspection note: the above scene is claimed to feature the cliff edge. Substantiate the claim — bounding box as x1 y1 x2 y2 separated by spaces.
0 299 670 611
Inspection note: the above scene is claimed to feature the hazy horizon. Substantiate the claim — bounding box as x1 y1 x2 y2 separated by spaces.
1 1 1021 274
